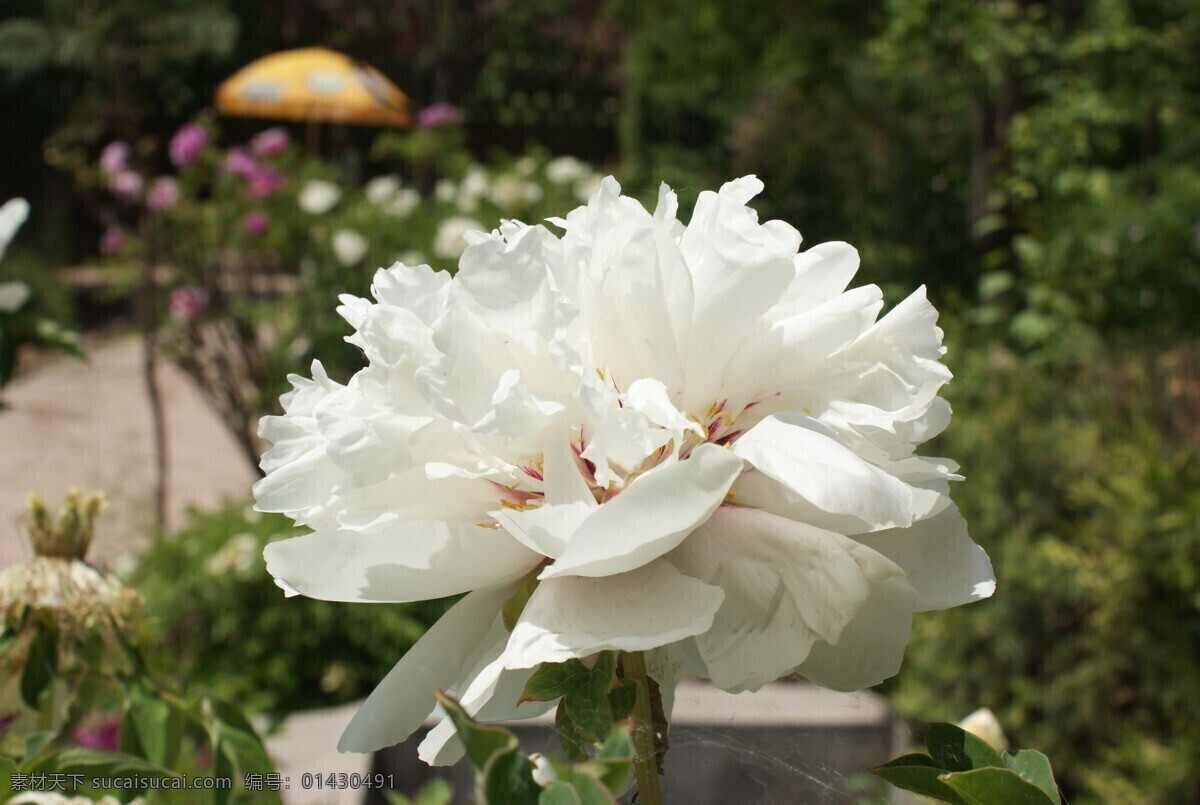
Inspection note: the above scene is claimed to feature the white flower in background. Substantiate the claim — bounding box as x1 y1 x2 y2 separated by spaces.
0 198 30 262
546 155 586 185
0 281 30 313
332 229 369 267
486 174 527 209
433 216 485 259
395 249 427 267
958 707 1009 753
204 533 260 577
574 172 604 203
257 176 994 765
384 188 421 218
514 155 538 177
435 179 457 203
365 175 401 205
8 793 140 805
457 166 488 212
299 179 342 215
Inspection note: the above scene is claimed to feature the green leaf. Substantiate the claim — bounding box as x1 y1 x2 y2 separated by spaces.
433 689 518 772
926 722 1005 772
872 754 964 804
539 781 583 805
563 687 613 745
414 778 454 805
19 622 57 709
520 658 593 704
606 680 637 722
569 769 620 805
126 682 175 767
203 696 272 770
479 748 540 805
581 724 632 793
23 731 53 759
503 573 542 631
1003 749 1061 804
24 747 180 781
555 705 588 762
940 767 1060 805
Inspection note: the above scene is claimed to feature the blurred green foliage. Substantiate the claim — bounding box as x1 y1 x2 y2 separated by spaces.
127 502 454 724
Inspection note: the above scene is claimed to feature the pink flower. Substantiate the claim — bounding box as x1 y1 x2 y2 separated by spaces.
99 141 130 175
417 102 462 129
247 166 281 200
243 209 271 237
250 127 291 157
109 170 143 201
99 226 126 254
74 716 121 752
221 146 258 179
146 176 180 213
169 122 207 166
169 286 210 322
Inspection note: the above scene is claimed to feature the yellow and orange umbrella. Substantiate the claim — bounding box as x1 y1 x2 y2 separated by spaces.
215 47 411 128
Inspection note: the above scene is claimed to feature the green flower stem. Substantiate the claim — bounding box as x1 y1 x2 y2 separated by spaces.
621 650 663 805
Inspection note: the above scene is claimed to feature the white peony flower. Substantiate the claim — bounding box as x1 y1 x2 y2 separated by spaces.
435 179 457 203
365 174 401 205
256 176 994 766
433 216 485 260
299 180 342 215
486 173 527 209
332 229 369 267
0 281 30 313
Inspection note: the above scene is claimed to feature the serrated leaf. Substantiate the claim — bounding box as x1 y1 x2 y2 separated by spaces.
433 689 518 772
555 705 588 762
1003 749 1061 804
539 781 583 805
563 687 613 745
872 757 964 804
480 748 540 805
927 722 1004 772
940 766 1059 805
521 659 592 704
19 622 57 709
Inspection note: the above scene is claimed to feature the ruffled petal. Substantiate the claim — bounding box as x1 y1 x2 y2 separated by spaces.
668 506 906 692
337 583 518 753
264 522 541 603
505 559 724 669
854 504 995 611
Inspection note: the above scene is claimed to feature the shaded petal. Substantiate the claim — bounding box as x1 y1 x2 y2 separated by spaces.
264 522 541 603
854 504 995 611
668 506 905 692
540 443 744 579
505 559 724 669
796 571 917 691
732 413 913 531
337 583 518 753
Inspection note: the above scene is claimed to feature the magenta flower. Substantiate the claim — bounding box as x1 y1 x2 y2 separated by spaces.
109 170 143 201
99 226 126 254
169 286 210 322
221 146 258 180
169 122 207 166
74 715 121 752
146 176 180 213
247 166 282 200
251 127 291 157
99 141 130 175
417 102 462 129
243 209 271 237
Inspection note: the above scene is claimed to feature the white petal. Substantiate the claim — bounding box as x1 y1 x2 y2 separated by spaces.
505 560 724 669
491 501 593 559
668 506 905 692
854 505 995 611
795 570 917 691
263 522 541 603
337 583 518 753
540 443 744 579
732 413 913 531
543 426 596 506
